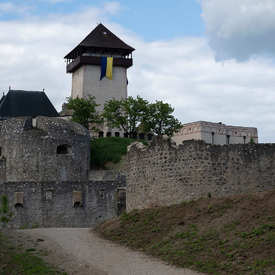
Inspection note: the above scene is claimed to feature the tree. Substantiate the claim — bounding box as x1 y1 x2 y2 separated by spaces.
66 96 102 129
143 100 182 136
103 96 148 137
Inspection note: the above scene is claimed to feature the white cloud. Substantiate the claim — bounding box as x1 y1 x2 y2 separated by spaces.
0 4 275 142
103 2 121 15
200 0 275 61
0 2 31 15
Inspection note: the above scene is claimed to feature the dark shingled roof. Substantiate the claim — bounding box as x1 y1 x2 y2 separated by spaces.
64 23 135 59
0 90 59 119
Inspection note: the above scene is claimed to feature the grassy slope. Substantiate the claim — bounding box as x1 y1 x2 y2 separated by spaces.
90 137 146 169
0 231 66 275
97 190 275 275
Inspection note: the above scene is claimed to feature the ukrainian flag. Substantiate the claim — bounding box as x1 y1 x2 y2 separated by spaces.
100 56 113 80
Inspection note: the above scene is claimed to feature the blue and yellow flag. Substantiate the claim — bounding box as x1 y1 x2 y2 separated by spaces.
100 57 113 80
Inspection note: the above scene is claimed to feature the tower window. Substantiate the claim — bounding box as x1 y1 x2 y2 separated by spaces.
57 144 71 155
243 136 246 144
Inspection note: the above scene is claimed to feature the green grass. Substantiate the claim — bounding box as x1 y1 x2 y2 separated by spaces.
97 190 275 274
90 137 146 168
0 232 66 275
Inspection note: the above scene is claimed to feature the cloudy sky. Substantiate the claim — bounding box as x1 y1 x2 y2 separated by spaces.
0 0 275 142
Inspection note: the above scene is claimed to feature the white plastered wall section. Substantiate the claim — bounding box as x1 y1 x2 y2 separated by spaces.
173 122 258 145
71 65 127 112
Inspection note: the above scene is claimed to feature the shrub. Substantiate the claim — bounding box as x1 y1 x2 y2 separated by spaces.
90 137 146 168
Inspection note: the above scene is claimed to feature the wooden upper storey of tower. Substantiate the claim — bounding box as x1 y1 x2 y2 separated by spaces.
65 23 135 73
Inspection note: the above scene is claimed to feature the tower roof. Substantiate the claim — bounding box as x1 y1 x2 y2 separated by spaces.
64 23 135 59
0 90 59 119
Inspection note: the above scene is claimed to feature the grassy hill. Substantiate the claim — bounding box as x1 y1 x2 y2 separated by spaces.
97 190 275 274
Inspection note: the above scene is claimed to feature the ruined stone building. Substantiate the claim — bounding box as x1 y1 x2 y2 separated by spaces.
0 88 125 228
0 116 124 228
173 121 258 145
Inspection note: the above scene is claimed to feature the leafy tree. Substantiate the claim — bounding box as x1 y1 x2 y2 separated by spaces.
143 100 182 136
103 96 148 137
66 96 102 129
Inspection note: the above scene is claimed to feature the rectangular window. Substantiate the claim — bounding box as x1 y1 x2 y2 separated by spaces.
243 136 246 144
211 132 214 144
226 135 230 145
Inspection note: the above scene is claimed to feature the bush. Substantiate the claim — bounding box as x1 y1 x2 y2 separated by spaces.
90 137 146 168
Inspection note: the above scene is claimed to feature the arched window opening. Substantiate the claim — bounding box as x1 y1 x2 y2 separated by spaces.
56 144 72 155
115 132 120 137
98 131 104 138
106 132 112 137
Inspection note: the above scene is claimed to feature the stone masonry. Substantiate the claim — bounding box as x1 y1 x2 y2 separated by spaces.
126 138 275 211
0 116 125 228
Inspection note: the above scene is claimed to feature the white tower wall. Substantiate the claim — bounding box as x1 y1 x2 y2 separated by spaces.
71 65 128 112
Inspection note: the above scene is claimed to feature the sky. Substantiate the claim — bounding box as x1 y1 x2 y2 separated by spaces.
0 0 275 142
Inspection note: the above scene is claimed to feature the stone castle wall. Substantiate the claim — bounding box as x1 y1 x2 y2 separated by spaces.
0 175 126 228
0 116 90 182
0 116 126 228
126 139 275 211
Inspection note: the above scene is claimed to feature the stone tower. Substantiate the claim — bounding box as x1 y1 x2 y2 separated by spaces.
64 23 135 112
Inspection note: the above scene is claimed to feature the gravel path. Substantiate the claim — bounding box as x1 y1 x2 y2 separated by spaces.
15 228 202 275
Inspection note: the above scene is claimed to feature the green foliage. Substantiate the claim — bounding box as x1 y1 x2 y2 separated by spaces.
143 100 182 136
66 96 102 129
103 96 148 136
0 195 12 226
103 96 182 137
0 236 67 274
90 137 144 168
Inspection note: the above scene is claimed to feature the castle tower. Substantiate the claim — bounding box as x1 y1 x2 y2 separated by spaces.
64 23 135 112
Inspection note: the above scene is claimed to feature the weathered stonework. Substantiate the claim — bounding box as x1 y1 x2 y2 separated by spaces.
0 116 90 182
0 179 125 228
0 116 125 228
126 138 275 211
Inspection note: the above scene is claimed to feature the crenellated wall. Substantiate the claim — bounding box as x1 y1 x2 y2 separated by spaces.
126 138 275 211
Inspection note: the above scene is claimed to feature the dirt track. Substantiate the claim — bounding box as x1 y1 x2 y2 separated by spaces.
12 228 202 275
